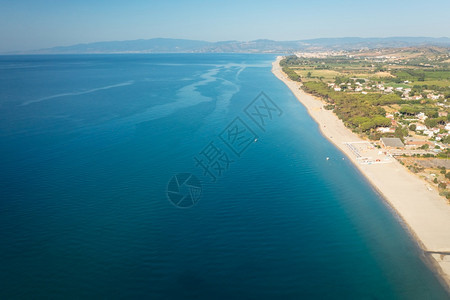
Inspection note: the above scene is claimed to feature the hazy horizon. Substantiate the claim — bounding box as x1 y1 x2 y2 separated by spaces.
1 0 449 52
2 36 450 54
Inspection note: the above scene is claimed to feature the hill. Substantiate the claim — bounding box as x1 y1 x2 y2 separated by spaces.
7 37 450 54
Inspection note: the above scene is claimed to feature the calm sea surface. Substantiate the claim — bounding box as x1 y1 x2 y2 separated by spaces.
0 54 448 299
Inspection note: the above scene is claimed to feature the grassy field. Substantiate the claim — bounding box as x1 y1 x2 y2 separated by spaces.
386 83 412 88
294 69 341 82
285 47 450 93
294 69 399 83
296 68 450 87
417 80 450 88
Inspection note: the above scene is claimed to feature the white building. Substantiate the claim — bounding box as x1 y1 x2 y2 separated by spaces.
427 94 441 100
445 123 450 131
377 127 395 133
416 112 427 121
416 124 428 131
423 130 434 137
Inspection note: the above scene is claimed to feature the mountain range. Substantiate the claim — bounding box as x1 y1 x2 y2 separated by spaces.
8 37 450 54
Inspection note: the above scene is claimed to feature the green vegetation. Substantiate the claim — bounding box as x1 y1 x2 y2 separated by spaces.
437 149 450 158
302 81 391 133
281 66 301 82
425 116 448 128
280 47 450 155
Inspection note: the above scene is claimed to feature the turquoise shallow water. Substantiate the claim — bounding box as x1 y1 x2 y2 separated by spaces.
0 54 448 299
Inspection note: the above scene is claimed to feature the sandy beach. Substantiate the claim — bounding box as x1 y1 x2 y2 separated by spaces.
272 56 450 290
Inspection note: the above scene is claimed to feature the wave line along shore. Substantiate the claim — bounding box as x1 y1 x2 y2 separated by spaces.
272 56 450 291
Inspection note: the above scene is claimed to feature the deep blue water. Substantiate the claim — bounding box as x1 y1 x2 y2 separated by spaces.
0 54 448 299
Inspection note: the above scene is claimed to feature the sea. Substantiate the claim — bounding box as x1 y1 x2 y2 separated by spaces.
0 54 448 299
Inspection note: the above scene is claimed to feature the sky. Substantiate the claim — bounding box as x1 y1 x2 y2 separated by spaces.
0 0 449 52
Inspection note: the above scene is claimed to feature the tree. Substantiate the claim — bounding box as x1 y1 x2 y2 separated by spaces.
425 118 438 128
307 72 312 78
360 121 376 132
373 116 391 127
394 126 408 140
281 66 301 82
424 116 446 128
409 124 416 131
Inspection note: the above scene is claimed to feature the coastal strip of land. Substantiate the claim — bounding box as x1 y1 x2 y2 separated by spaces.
272 56 450 290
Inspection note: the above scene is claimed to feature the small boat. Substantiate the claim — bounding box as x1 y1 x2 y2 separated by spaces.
326 157 329 160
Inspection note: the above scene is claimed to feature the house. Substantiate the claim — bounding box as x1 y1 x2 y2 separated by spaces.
377 127 395 133
402 88 411 97
334 87 341 92
427 94 440 100
423 129 439 137
380 137 404 148
416 112 427 121
415 124 428 131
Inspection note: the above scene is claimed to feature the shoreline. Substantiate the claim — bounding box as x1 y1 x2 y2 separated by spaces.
272 56 450 291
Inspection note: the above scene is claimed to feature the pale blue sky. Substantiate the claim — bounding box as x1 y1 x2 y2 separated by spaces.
0 0 449 52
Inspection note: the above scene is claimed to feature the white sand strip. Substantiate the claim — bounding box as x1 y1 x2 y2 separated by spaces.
272 56 450 290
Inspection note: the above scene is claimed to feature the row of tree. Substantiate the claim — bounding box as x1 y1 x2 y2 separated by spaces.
424 116 448 128
281 66 301 82
302 81 391 134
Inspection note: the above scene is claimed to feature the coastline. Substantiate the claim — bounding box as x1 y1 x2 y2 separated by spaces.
272 56 450 290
